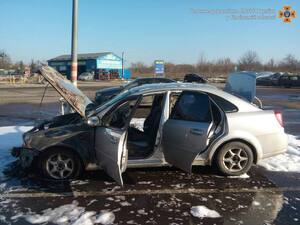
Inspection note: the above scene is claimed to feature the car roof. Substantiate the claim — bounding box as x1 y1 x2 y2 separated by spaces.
135 77 174 81
126 82 259 112
128 82 216 94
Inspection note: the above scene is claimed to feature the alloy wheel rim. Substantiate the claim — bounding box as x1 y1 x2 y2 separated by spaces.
46 153 74 179
222 148 249 172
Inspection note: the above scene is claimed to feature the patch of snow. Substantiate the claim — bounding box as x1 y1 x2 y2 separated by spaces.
137 181 152 185
171 183 186 189
70 180 89 186
87 199 97 206
94 211 115 225
12 200 115 225
137 209 148 215
119 201 131 207
228 173 250 179
252 201 261 206
0 126 32 176
259 135 300 172
190 206 221 218
126 220 137 224
215 199 222 203
0 215 6 222
130 118 145 131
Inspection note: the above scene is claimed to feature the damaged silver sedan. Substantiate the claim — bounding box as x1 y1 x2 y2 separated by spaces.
12 66 288 185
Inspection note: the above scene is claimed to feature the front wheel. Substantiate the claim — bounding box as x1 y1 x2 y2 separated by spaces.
215 142 253 176
39 149 82 180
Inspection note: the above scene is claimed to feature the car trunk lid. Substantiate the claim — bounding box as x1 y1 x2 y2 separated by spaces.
224 71 257 103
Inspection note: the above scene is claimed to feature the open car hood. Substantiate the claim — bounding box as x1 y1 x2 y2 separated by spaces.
39 66 93 118
224 71 256 102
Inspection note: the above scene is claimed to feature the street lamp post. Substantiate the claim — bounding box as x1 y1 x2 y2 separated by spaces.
121 52 124 79
71 0 78 86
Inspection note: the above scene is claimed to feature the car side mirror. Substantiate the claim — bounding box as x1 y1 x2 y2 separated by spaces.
87 116 100 127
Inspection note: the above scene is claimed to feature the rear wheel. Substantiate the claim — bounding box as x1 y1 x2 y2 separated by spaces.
39 149 82 180
215 142 253 176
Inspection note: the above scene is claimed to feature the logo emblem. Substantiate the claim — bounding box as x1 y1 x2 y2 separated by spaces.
279 6 296 23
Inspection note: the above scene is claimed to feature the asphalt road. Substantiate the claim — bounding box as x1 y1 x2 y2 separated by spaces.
0 83 299 224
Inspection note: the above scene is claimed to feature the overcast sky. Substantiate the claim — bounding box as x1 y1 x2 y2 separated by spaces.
0 0 299 65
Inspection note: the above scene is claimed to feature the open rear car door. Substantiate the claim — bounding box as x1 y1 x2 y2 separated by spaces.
162 91 214 173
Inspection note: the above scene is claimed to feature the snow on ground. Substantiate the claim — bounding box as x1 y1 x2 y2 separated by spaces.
0 126 32 177
11 200 115 225
228 173 250 179
259 135 300 172
190 205 221 218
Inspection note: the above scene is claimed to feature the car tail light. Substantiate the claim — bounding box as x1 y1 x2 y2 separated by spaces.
274 110 283 127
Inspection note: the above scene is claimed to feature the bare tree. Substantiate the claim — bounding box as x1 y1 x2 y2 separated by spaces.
129 53 300 79
279 54 299 73
238 50 261 71
130 62 154 77
0 50 12 69
29 59 41 73
18 61 25 73
196 53 209 75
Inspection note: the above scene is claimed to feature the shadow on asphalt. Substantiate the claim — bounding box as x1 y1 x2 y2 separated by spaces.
2 161 300 224
0 160 286 193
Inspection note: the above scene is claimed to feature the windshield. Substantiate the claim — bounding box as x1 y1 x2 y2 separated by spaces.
122 80 139 90
92 90 133 115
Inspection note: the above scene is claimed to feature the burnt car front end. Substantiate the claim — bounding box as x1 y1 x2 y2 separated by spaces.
11 113 93 169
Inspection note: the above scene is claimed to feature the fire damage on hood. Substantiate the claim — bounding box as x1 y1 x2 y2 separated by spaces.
39 66 95 118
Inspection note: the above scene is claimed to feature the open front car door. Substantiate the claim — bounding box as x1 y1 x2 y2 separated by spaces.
95 98 138 186
162 91 215 173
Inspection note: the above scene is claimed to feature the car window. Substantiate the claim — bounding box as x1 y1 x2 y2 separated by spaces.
208 94 238 113
290 76 298 81
160 78 174 83
124 80 139 90
104 99 138 129
94 90 133 114
141 79 153 85
170 91 212 123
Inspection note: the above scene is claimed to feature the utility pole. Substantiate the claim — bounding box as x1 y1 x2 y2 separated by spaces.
121 52 124 79
71 0 78 86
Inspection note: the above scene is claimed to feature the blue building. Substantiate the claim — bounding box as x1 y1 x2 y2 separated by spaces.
48 52 131 79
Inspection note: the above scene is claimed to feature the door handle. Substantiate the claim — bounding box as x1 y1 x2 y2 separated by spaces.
190 128 204 135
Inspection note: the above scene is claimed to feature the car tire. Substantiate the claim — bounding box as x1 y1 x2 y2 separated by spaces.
39 148 82 180
215 142 253 176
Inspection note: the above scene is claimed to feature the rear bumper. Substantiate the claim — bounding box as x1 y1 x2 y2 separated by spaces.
11 147 39 168
261 148 287 160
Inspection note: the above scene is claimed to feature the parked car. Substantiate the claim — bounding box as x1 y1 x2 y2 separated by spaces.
183 73 207 83
95 77 176 105
78 72 94 81
256 72 283 86
278 74 300 88
11 67 287 185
